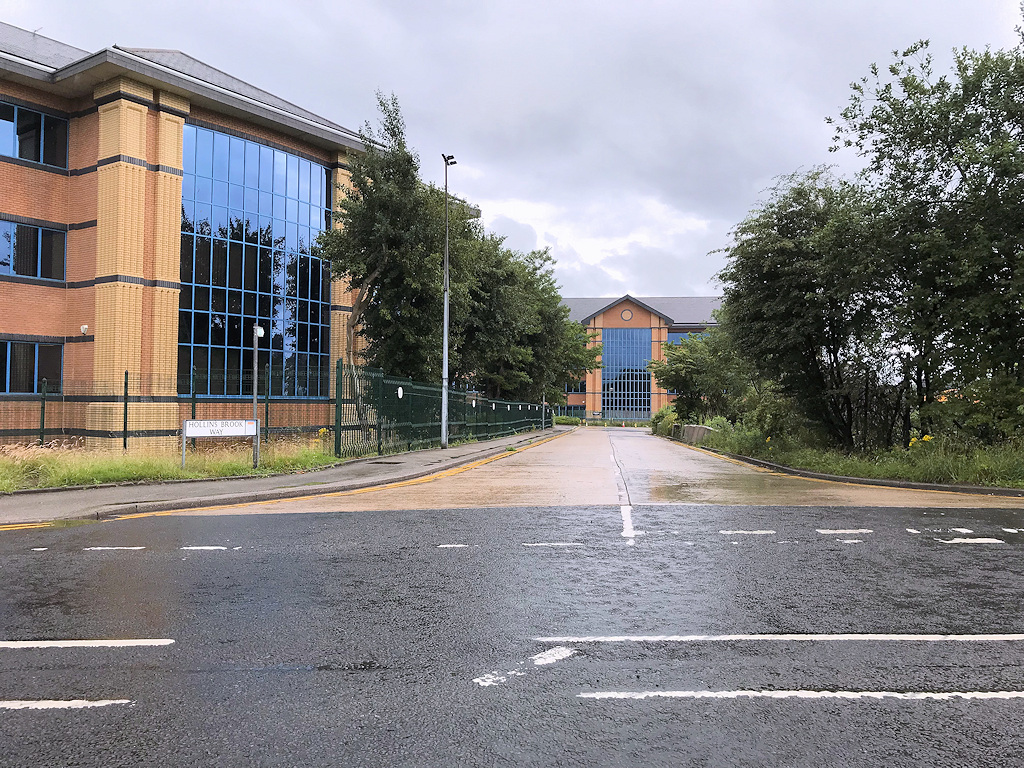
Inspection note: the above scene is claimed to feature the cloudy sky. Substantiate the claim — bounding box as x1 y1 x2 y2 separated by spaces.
5 0 1022 297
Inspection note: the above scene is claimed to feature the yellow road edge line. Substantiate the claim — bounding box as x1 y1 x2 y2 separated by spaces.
111 430 573 518
674 439 1020 499
0 522 53 532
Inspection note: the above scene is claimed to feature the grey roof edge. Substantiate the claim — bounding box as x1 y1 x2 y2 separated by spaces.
562 295 721 326
0 49 57 79
43 47 364 153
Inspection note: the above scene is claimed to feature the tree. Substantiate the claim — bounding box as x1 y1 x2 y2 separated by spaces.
318 94 599 400
831 38 1024 438
648 327 752 424
717 169 891 449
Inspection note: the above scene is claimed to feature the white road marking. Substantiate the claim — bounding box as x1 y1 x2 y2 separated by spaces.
951 528 974 534
522 542 583 547
817 529 872 535
719 530 775 536
0 699 133 710
232 546 242 550
534 633 1024 643
31 548 47 551
531 646 577 666
0 639 174 649
1002 528 1020 534
473 669 525 687
938 538 1004 544
82 546 145 551
180 546 226 551
437 544 469 548
839 539 863 544
907 529 921 534
620 506 635 538
578 690 1024 701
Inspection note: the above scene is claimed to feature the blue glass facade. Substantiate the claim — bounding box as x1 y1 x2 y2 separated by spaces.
177 124 333 397
601 328 652 419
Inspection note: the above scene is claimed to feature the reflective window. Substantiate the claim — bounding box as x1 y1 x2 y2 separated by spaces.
0 341 61 393
667 332 690 345
0 222 65 280
0 103 67 168
178 124 332 398
601 328 652 420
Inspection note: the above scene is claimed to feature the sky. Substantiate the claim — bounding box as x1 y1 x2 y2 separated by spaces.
4 0 1022 297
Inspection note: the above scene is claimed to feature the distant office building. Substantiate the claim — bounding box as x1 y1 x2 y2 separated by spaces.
561 295 721 420
0 23 362 445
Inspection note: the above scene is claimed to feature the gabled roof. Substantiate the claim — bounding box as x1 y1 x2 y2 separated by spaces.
0 23 363 153
562 295 721 326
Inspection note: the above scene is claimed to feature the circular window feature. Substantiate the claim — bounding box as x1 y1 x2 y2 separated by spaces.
620 309 634 321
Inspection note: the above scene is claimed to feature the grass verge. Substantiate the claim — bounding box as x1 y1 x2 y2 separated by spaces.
702 427 1024 489
0 439 342 493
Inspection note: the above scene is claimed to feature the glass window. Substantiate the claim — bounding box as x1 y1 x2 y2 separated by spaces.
39 230 64 279
42 116 67 168
601 328 653 420
13 225 38 276
9 342 35 392
0 104 15 157
36 344 61 392
0 342 6 392
178 124 332 397
15 110 41 162
0 221 11 272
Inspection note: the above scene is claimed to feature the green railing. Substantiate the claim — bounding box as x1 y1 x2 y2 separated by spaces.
334 363 550 457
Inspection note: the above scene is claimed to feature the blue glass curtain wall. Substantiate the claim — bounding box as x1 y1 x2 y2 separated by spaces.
601 328 652 419
178 124 333 397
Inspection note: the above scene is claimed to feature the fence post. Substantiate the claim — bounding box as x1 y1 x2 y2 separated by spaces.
39 378 47 446
190 366 197 451
334 359 343 458
376 371 384 456
122 370 129 452
263 363 270 443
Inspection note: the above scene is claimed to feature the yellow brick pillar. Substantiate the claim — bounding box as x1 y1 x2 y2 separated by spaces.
87 78 188 449
329 150 355 399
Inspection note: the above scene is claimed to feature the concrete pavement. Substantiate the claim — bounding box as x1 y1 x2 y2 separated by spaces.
0 427 572 526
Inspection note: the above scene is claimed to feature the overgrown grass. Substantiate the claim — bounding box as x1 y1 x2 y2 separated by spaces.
701 421 1024 489
0 439 343 493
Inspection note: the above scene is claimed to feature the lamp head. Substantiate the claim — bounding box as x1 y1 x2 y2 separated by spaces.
80 324 88 335
255 325 265 339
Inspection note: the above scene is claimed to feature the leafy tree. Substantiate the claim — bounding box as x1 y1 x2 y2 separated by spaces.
318 93 599 399
717 169 889 449
831 38 1024 438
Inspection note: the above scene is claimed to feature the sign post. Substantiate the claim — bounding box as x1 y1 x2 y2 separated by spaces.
182 419 259 469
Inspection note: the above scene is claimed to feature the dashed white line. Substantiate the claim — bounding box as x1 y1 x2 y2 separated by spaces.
817 529 872 535
31 548 47 551
0 639 175 649
839 539 863 544
907 529 921 534
522 542 583 547
719 530 775 536
1002 528 1020 534
82 546 146 551
534 634 1024 643
531 646 577 666
180 546 227 551
578 690 1024 701
438 544 469 548
951 528 975 534
937 538 1004 544
0 699 133 710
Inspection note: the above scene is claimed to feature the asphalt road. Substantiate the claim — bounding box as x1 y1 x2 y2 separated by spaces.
3 428 1024 767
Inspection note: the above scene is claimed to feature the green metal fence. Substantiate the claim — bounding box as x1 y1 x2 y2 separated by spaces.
0 362 550 457
334 363 550 457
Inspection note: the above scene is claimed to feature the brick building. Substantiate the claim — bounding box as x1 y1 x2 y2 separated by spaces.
561 295 721 420
0 23 362 446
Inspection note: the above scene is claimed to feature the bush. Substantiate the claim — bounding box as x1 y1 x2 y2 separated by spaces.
650 405 678 436
554 415 582 425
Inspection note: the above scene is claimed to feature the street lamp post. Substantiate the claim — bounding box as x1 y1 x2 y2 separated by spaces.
253 323 264 468
441 153 456 449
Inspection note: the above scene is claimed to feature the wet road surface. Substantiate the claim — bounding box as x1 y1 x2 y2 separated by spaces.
2 428 1024 766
